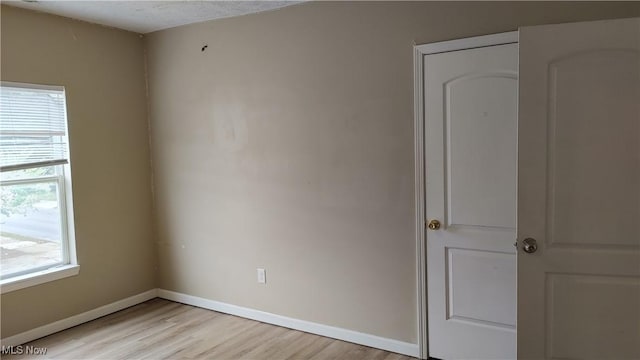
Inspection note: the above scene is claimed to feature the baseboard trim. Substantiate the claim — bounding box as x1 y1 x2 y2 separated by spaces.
0 289 158 347
157 289 419 357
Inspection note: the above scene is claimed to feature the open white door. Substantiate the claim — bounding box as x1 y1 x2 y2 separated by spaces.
424 38 518 359
518 17 640 359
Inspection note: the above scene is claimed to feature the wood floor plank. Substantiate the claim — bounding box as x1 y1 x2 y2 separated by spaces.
2 299 416 360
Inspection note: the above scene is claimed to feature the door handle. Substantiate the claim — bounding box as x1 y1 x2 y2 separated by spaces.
427 219 441 230
522 238 538 254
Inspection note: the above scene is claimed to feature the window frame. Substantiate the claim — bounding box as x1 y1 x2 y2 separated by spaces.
0 81 79 294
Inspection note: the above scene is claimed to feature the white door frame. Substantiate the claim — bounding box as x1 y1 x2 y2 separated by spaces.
413 31 519 359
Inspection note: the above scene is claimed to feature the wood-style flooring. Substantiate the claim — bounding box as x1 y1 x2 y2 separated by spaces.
2 298 415 360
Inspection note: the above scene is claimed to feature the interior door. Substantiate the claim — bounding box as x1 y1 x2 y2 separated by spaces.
518 17 640 359
425 43 518 359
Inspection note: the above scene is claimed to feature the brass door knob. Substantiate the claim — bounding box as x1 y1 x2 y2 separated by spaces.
428 219 441 230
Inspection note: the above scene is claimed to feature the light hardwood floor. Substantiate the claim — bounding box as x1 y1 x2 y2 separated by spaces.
3 299 415 360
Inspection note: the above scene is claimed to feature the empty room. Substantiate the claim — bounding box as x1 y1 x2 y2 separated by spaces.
1 1 639 359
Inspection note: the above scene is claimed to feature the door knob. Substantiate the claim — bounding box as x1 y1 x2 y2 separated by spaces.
522 238 538 254
428 220 441 230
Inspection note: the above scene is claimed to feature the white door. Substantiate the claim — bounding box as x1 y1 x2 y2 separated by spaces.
518 18 640 360
425 42 518 359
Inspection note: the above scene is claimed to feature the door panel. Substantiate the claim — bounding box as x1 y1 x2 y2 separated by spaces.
425 43 518 360
447 75 518 229
518 17 640 360
447 248 517 327
548 50 639 248
547 274 640 359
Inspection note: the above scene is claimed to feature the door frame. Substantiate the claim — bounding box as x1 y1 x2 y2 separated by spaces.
413 31 519 359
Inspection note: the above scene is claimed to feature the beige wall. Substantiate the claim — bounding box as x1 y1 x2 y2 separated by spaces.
145 1 640 343
0 6 156 337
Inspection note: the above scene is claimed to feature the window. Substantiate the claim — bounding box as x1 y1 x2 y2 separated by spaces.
0 82 78 292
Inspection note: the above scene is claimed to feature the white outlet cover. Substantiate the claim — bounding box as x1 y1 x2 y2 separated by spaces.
257 268 266 284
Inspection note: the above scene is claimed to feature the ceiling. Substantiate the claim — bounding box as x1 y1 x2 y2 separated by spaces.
5 1 303 34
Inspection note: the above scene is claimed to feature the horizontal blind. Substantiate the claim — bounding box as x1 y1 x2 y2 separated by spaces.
0 84 68 172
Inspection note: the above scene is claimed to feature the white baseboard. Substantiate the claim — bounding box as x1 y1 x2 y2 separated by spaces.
157 289 419 357
1 289 158 347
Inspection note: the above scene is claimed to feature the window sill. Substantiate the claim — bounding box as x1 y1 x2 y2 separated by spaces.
0 265 80 294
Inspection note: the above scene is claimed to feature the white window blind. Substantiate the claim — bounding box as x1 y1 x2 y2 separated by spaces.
0 83 68 172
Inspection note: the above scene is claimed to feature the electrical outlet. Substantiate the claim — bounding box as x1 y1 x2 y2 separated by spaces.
257 268 266 284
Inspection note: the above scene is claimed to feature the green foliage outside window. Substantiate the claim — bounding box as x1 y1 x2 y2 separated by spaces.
0 167 57 217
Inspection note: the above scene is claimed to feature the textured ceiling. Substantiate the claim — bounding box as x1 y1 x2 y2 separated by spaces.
5 1 303 34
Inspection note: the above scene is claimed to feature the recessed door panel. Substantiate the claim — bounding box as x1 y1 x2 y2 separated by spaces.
546 274 640 359
547 50 640 248
447 248 517 328
446 75 517 229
